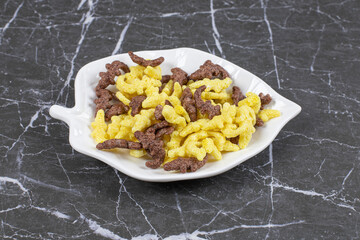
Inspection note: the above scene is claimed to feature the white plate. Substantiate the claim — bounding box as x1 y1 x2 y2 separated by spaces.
49 48 301 182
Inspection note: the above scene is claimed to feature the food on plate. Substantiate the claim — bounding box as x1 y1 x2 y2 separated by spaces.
91 52 280 173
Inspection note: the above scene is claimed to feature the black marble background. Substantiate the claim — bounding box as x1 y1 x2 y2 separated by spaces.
1 0 359 239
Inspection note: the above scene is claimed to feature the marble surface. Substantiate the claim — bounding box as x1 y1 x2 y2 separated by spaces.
1 0 359 239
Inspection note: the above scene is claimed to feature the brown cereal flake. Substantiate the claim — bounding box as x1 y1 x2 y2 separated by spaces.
105 102 129 121
134 131 165 169
96 60 129 90
154 105 164 120
163 154 208 173
171 67 188 86
145 120 170 136
134 121 173 169
105 60 130 75
180 87 197 122
255 117 264 127
154 101 173 120
159 75 172 92
259 93 272 110
97 71 116 89
189 60 230 80
95 88 112 99
94 89 113 113
194 85 221 119
165 100 172 106
129 95 146 116
128 51 164 67
155 126 174 139
232 86 245 105
229 136 239 145
161 75 171 84
96 139 142 150
94 60 130 117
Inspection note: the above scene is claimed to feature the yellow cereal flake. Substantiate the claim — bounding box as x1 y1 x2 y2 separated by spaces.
238 122 256 149
91 129 108 143
91 62 282 171
202 91 231 101
115 92 131 105
144 66 162 80
258 109 281 122
167 96 191 123
167 95 181 106
168 131 208 160
144 86 160 96
163 156 177 164
132 109 155 132
142 92 168 108
172 82 183 98
223 140 240 152
186 142 207 160
221 123 240 138
142 75 162 91
236 105 256 126
221 103 237 124
114 126 133 140
188 77 232 93
162 80 174 96
184 131 208 145
119 115 134 128
130 65 145 78
203 115 225 130
116 75 137 94
237 92 261 114
162 105 186 128
116 72 162 96
202 138 222 160
91 110 109 143
174 105 191 123
166 130 183 150
130 149 147 158
107 115 121 139
180 119 207 137
168 146 186 159
207 131 226 151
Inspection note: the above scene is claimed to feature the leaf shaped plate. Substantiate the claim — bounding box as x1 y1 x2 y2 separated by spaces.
50 48 301 182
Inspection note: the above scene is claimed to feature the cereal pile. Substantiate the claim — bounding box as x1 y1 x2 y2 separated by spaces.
91 52 280 173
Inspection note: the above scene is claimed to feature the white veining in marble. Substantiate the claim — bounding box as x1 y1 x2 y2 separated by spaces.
1 0 359 239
